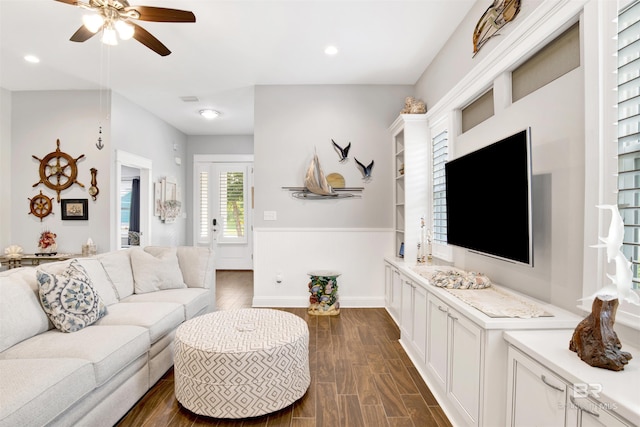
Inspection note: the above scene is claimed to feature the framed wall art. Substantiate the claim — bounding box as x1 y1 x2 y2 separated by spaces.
61 199 88 220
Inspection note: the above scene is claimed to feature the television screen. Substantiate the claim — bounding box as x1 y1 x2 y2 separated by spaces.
445 128 533 266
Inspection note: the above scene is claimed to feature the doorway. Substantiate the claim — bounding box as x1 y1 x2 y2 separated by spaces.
114 150 152 250
194 155 254 270
120 166 141 247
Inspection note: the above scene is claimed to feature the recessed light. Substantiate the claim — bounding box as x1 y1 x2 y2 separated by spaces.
24 55 40 63
199 109 220 119
324 45 338 56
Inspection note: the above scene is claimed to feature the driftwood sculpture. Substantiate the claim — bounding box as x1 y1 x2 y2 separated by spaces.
569 297 632 371
570 205 638 371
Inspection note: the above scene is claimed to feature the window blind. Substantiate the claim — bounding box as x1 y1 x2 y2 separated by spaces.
617 0 640 286
433 130 448 244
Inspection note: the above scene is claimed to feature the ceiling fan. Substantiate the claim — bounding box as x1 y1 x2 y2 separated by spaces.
54 0 196 56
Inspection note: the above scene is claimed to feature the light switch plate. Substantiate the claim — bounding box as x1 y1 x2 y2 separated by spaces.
263 211 277 221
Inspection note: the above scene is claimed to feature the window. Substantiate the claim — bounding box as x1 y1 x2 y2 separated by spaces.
461 89 494 133
219 171 245 240
511 22 580 102
432 129 449 245
617 0 640 288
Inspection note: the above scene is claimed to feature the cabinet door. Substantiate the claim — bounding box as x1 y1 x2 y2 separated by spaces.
448 309 482 426
400 276 414 338
389 267 402 322
567 393 633 427
412 284 428 363
426 294 448 390
508 348 567 427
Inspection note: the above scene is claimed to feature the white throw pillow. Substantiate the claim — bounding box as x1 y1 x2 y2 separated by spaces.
130 247 187 294
97 250 134 299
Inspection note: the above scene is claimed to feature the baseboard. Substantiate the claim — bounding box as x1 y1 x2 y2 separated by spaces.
252 296 385 308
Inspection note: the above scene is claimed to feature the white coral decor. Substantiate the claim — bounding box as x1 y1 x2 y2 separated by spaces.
4 245 23 259
161 200 181 221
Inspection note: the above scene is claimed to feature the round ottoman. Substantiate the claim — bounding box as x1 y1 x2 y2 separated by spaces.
174 309 310 418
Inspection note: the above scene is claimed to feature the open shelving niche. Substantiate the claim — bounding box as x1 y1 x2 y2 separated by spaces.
389 114 429 265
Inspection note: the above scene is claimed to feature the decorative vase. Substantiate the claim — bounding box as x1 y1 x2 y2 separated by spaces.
307 271 340 316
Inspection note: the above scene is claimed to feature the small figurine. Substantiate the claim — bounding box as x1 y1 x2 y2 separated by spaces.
400 96 427 114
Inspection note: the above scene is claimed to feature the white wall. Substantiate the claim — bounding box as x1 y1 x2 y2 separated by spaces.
253 84 410 306
0 88 12 252
415 1 587 312
254 85 409 229
450 68 585 308
11 90 112 254
415 0 544 109
111 92 188 247
3 90 188 255
412 0 640 346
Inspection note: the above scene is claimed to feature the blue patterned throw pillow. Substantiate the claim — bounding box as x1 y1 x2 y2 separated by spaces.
37 259 107 333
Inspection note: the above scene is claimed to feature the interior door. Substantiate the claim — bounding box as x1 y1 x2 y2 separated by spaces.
195 161 253 270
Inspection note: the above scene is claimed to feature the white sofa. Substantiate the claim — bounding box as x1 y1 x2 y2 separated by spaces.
0 246 215 427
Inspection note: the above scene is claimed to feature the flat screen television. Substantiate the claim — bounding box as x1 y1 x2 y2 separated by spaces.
445 128 533 266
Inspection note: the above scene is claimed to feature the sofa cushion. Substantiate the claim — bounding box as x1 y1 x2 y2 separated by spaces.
97 250 134 299
131 247 186 293
39 258 118 306
0 358 95 427
176 246 214 288
121 288 210 319
37 260 107 333
74 258 120 305
0 269 52 352
94 302 184 343
0 325 149 387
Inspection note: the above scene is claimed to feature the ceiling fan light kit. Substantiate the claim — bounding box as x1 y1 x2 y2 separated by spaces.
82 13 104 33
55 0 196 56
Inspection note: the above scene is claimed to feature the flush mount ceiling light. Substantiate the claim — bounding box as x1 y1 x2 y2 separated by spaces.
54 0 196 56
24 55 40 63
324 45 339 55
199 109 220 119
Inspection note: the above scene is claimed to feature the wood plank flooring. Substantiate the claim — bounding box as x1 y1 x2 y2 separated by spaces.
116 271 451 427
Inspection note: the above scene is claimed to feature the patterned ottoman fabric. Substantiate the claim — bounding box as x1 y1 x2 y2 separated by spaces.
174 309 310 418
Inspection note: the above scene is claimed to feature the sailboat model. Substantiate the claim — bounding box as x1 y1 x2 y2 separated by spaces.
304 152 337 196
282 152 364 199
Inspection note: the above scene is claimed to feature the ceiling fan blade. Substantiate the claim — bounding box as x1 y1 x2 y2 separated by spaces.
125 6 196 22
131 23 171 56
54 0 79 5
70 25 98 42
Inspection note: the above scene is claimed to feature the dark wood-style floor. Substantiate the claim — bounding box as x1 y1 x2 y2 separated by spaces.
116 271 452 427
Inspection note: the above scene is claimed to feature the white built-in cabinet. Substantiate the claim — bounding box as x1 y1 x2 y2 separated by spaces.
505 330 639 427
426 293 482 426
384 258 584 427
400 275 428 362
389 114 428 265
384 263 402 324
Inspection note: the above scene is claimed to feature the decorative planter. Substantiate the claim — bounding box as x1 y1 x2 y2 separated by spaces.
307 271 340 316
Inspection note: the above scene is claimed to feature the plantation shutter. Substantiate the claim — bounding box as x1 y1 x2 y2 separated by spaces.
433 130 448 244
197 170 209 244
617 0 640 286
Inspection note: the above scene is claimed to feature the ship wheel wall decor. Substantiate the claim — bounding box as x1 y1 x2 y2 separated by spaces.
28 190 54 221
32 139 85 202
